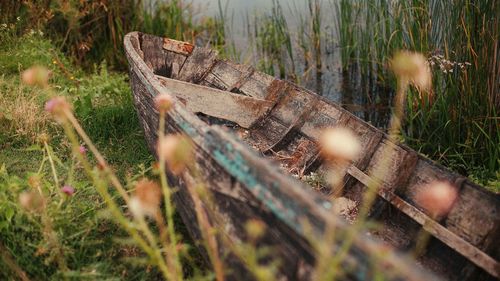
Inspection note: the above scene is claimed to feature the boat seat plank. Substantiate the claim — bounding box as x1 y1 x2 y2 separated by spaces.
155 75 272 128
201 59 274 99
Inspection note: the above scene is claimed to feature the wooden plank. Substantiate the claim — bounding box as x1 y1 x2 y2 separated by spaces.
155 75 272 128
196 58 273 99
341 116 384 168
347 166 500 278
141 33 170 75
300 100 346 138
177 46 218 83
364 139 419 193
163 38 194 55
201 59 254 91
238 71 275 99
402 159 458 221
248 117 289 151
445 181 500 252
264 100 320 152
246 80 293 150
268 87 316 128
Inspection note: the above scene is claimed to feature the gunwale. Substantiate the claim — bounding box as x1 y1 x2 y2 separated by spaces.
124 31 499 280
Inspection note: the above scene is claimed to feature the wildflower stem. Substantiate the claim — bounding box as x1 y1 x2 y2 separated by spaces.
63 110 130 203
0 241 31 281
157 110 183 280
36 150 47 175
44 141 59 192
327 79 410 278
61 118 172 280
65 110 161 252
186 178 225 281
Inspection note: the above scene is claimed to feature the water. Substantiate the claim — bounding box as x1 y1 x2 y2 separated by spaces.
189 0 392 127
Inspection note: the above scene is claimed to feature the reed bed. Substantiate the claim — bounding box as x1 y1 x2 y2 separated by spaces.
331 0 499 186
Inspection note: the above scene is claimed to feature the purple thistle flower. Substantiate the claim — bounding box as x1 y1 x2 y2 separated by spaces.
44 99 57 113
79 145 87 155
61 185 75 196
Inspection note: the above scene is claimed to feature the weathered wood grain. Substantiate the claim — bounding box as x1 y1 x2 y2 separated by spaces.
445 181 500 254
177 46 218 83
155 75 272 128
347 166 500 278
162 38 194 55
200 59 254 91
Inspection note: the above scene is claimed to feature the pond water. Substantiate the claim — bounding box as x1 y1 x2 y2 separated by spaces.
188 0 392 127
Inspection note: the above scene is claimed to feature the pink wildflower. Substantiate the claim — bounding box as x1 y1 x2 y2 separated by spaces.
78 145 87 155
61 185 75 196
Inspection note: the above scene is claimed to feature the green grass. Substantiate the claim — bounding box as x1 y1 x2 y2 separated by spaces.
0 32 159 279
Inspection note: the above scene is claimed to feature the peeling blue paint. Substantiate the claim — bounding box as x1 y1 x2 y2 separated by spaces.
211 140 301 231
178 120 198 137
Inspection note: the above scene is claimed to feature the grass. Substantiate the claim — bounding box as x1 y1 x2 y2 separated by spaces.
0 31 158 279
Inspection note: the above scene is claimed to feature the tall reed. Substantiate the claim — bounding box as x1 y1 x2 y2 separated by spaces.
333 0 499 185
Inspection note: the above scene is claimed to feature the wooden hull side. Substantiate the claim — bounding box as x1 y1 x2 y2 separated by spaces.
135 32 500 281
124 32 440 281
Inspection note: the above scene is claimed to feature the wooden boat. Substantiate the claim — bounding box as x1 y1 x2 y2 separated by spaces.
124 32 499 281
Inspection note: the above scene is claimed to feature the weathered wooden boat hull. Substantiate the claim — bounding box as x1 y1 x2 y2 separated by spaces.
124 32 499 280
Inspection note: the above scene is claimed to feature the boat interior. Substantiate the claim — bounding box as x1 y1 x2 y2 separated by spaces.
128 32 499 280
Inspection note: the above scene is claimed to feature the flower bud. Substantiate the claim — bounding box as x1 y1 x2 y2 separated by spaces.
245 219 266 240
78 145 87 155
45 96 71 122
19 191 45 212
414 181 458 218
129 179 162 218
157 134 193 174
154 93 174 112
28 175 42 189
21 66 50 87
319 127 361 163
61 185 75 196
37 133 50 144
391 51 432 90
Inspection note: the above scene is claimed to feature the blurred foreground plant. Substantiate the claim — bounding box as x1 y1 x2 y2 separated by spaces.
310 51 438 280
